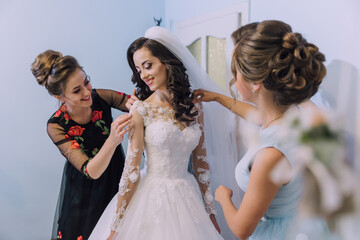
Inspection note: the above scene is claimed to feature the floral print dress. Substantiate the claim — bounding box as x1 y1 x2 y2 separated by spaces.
47 89 129 240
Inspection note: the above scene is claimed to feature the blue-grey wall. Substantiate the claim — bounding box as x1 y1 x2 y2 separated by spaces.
0 0 164 239
1 0 359 239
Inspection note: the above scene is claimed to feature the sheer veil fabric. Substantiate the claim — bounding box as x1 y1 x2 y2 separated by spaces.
145 26 243 239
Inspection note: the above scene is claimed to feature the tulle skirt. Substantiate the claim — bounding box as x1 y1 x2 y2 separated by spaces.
89 172 223 240
285 217 340 240
250 216 293 240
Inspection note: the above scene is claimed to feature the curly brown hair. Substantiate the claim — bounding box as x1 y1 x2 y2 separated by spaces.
232 20 326 107
231 22 259 44
31 49 82 96
127 37 197 123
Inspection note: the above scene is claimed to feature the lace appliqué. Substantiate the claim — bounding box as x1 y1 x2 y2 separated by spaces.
196 166 216 214
197 168 210 184
111 200 127 230
192 103 217 215
111 104 143 231
197 155 209 164
134 101 179 128
204 188 216 215
118 148 140 196
111 145 140 231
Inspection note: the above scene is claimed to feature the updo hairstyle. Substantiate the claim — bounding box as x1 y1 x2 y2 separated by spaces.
31 50 81 96
232 20 326 107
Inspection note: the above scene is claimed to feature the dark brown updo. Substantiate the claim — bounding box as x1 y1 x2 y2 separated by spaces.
232 20 326 107
31 50 81 96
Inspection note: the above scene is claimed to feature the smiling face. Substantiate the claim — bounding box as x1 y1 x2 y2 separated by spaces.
59 68 93 109
133 46 168 92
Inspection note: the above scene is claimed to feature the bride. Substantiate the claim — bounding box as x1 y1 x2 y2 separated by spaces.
89 26 225 240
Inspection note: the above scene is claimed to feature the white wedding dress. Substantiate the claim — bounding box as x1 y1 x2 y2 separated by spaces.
89 101 223 240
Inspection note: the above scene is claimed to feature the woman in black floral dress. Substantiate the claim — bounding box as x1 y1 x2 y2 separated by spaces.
31 50 134 240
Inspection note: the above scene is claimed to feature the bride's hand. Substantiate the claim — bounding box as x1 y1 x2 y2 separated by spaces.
210 214 221 234
107 230 115 240
193 89 218 103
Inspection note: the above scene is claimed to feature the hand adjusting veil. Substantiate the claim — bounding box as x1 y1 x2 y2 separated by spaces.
145 26 242 239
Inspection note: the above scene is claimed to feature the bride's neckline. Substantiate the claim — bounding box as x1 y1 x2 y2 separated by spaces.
142 101 174 111
141 101 196 131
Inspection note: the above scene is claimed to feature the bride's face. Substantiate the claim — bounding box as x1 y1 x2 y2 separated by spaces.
133 46 168 92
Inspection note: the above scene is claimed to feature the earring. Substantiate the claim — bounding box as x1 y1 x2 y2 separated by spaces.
252 90 256 95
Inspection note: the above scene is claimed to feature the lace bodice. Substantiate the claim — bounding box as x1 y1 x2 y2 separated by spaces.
111 101 215 232
140 103 200 177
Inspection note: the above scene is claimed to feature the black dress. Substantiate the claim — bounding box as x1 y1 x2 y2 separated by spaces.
47 89 128 240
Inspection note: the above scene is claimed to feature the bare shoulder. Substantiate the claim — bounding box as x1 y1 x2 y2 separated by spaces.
251 147 292 185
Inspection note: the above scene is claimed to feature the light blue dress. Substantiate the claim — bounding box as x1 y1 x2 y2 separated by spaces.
235 125 303 240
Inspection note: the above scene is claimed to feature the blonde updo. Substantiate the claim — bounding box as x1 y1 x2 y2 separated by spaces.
232 20 326 107
31 50 81 96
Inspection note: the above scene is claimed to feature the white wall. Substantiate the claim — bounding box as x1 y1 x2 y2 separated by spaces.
0 0 164 239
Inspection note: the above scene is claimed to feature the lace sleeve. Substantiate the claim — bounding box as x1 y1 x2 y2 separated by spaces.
111 104 144 231
96 89 129 112
47 123 91 178
192 103 216 215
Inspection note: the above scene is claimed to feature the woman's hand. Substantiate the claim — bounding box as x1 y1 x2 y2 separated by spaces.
125 89 140 110
215 185 233 204
193 89 218 103
210 214 221 234
108 114 130 146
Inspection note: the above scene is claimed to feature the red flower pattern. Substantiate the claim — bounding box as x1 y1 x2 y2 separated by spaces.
70 140 81 149
60 104 67 112
91 111 103 123
77 236 83 240
64 113 71 121
67 126 85 137
57 231 62 239
54 110 61 117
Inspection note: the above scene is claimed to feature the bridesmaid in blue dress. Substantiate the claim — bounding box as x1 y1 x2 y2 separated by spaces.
196 20 326 239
